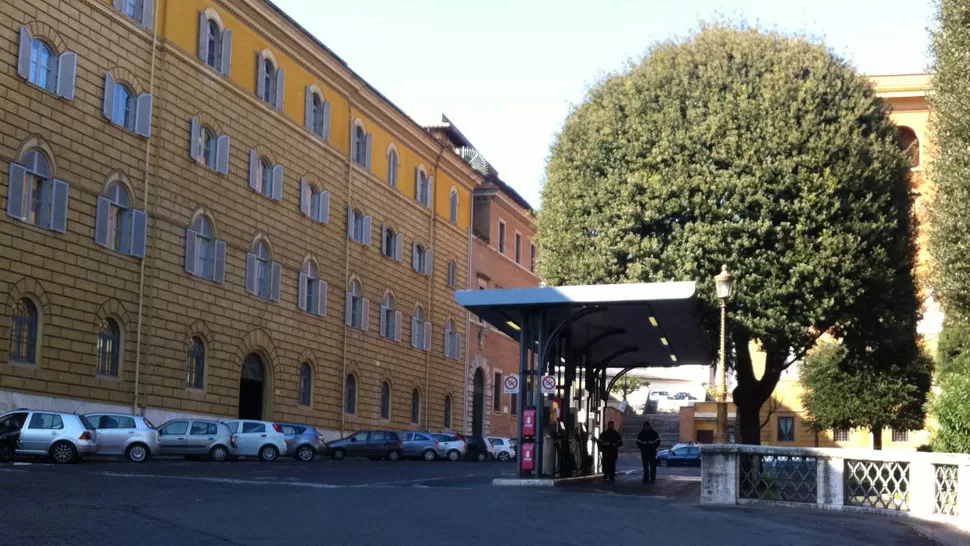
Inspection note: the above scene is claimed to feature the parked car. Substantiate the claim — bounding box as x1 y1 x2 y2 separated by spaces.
431 433 466 461
156 419 235 462
401 432 442 461
648 391 670 401
326 430 403 461
657 445 701 467
223 420 287 462
0 409 97 464
459 434 494 462
487 437 516 462
85 413 158 462
672 392 697 401
276 423 327 462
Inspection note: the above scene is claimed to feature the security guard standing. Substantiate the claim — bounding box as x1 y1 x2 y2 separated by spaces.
597 421 623 482
636 421 661 483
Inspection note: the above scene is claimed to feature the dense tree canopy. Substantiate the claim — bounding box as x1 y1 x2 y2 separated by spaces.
537 24 916 443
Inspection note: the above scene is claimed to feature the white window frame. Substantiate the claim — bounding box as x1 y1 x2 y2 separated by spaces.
184 215 227 283
18 27 77 100
189 118 230 175
497 219 506 254
198 11 231 76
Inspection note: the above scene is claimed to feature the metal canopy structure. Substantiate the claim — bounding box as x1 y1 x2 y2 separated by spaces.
455 281 713 481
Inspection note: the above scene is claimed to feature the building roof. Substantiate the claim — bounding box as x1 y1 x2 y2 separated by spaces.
867 73 931 98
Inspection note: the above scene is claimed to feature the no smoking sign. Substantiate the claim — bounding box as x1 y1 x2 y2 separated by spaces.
503 375 519 394
540 375 557 394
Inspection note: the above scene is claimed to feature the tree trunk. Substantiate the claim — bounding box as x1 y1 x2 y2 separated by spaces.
872 425 883 450
730 329 784 445
736 398 763 445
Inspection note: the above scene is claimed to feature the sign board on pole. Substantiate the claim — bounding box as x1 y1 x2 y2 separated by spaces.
540 375 557 394
503 375 519 394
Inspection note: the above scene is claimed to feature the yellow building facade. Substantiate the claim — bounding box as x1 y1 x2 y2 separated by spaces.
1 0 482 437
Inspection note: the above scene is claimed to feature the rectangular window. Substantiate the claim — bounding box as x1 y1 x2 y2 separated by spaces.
530 244 536 273
777 416 795 442
493 372 502 412
834 428 849 442
510 393 518 416
514 232 522 264
892 429 909 443
696 430 714 444
498 221 506 253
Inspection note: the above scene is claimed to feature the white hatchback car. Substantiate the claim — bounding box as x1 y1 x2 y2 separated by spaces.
431 433 467 461
488 437 517 462
222 420 287 462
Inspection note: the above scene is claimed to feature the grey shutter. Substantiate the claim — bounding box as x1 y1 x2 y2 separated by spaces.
346 206 353 238
395 311 403 342
319 191 330 224
322 101 331 141
189 117 200 159
213 240 226 283
379 305 387 337
362 216 371 246
275 68 285 111
103 72 115 119
245 253 257 294
130 210 147 258
364 134 372 169
184 228 199 275
426 176 434 208
411 242 418 271
380 225 387 255
6 162 27 220
51 179 69 233
56 52 77 100
304 87 312 131
423 322 432 351
270 262 281 302
17 26 31 80
424 249 434 276
248 149 259 191
255 52 265 100
350 125 358 164
220 30 232 76
344 292 353 326
271 165 283 201
395 233 403 261
216 135 230 174
141 0 154 29
411 316 419 348
94 196 110 247
198 10 209 62
298 272 308 311
361 299 370 331
113 0 124 8
300 178 310 216
443 328 449 357
135 93 153 137
317 281 328 316
456 335 462 361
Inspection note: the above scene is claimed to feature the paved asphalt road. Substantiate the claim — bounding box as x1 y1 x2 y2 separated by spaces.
0 456 942 546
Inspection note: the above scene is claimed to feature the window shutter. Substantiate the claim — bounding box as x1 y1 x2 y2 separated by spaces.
51 179 69 233
411 243 418 271
362 216 372 246
380 225 387 255
423 322 432 351
350 125 359 164
248 149 259 191
361 299 370 331
129 210 147 258
300 178 310 216
346 205 354 239
426 176 434 208
255 52 265 100
379 305 388 337
184 228 199 275
395 311 403 342
6 162 27 221
198 11 209 63
271 165 284 201
135 93 153 137
317 281 328 316
424 249 434 276
414 168 421 201
189 117 200 160
141 0 155 29
113 0 125 9
94 196 110 247
213 240 226 283
270 262 281 302
411 316 419 348
395 233 403 261
304 87 312 131
322 101 331 141
443 328 449 357
216 135 230 174
245 253 258 294
319 191 330 224
364 134 373 169
220 30 232 77
344 292 353 326
275 68 285 111
456 335 462 361
103 72 115 119
17 26 31 80
56 52 77 100
298 272 308 311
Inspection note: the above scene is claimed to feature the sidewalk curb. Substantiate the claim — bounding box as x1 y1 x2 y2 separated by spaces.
492 470 636 487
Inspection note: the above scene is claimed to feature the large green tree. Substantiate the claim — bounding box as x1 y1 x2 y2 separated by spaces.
538 25 916 444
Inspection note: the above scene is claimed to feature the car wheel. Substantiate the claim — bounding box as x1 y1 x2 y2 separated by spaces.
386 450 402 462
422 449 437 462
0 443 14 463
476 451 488 462
50 441 77 464
295 445 315 462
259 445 279 462
497 451 510 462
209 445 230 462
447 450 460 462
125 443 149 463
332 448 346 461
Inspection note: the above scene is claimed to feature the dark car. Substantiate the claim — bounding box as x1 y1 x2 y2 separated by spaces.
326 430 403 461
457 434 494 462
657 445 701 467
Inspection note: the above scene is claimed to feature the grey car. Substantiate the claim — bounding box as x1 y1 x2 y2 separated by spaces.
277 423 327 462
0 409 98 464
432 433 466 461
326 430 403 461
85 413 158 463
401 431 442 461
156 419 234 462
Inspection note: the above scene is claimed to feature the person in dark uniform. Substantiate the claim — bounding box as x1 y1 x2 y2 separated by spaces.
598 421 623 481
636 421 661 483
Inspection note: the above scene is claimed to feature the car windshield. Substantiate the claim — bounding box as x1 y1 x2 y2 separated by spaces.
79 415 97 430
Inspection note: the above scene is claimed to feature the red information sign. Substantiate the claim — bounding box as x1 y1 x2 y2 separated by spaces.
520 443 535 472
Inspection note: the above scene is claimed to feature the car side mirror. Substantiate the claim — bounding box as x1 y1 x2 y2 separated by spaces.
351 437 357 442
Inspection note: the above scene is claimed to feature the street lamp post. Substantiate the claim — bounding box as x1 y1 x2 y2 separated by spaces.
713 265 734 444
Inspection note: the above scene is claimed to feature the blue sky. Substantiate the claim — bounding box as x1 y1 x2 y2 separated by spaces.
274 0 935 208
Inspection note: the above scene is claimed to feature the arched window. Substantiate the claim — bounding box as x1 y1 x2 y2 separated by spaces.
353 124 369 167
411 389 420 424
28 38 56 92
345 374 357 414
97 318 121 377
301 261 321 314
192 216 214 279
13 149 54 228
381 293 396 340
206 20 222 70
443 395 452 429
447 262 456 288
201 127 218 169
110 82 134 129
411 305 426 349
415 169 430 208
122 0 145 20
380 381 390 419
260 158 274 198
262 59 276 105
310 93 326 137
299 362 312 406
10 298 38 364
387 149 398 187
253 241 271 299
449 189 459 224
187 337 204 389
349 279 364 329
105 183 131 254
898 126 921 168
445 319 457 359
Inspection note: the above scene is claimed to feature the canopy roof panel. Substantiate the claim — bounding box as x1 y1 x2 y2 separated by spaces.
455 282 713 370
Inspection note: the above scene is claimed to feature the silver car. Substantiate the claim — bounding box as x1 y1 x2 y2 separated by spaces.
276 423 327 462
222 420 287 462
488 437 517 462
432 433 467 461
401 432 443 461
85 413 158 463
0 409 98 464
157 419 234 462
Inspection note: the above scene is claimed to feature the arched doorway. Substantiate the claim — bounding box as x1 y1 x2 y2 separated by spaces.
472 368 484 437
239 354 266 419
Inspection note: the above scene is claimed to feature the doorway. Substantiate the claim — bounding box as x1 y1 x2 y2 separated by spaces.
238 354 265 419
472 368 484 437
